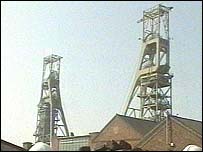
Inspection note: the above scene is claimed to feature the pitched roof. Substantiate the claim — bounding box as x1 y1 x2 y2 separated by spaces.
92 114 158 142
117 114 158 135
171 115 202 135
136 115 202 148
1 140 25 151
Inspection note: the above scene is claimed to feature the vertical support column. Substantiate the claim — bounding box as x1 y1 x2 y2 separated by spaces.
170 76 172 115
155 75 158 121
166 113 169 145
140 83 145 119
156 39 160 67
168 12 170 66
166 114 173 150
143 11 145 41
158 5 161 37
49 78 53 148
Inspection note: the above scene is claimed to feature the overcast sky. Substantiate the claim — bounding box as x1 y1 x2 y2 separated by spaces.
1 1 202 147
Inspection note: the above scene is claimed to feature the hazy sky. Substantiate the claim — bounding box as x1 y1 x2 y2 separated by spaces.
1 1 202 147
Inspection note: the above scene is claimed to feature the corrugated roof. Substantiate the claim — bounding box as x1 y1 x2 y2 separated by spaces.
117 114 158 135
172 116 202 135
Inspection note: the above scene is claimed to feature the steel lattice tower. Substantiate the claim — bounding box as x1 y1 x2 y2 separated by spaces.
123 4 174 122
34 54 69 145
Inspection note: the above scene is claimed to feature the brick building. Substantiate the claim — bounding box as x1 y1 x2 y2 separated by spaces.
136 115 202 151
90 114 158 150
58 135 90 151
1 140 25 151
90 114 202 151
57 132 99 151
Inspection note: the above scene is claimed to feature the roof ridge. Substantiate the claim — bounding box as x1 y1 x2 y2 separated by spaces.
91 114 119 142
117 114 158 123
171 115 202 123
171 117 202 137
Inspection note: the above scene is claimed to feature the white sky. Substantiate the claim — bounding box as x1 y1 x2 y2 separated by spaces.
1 1 202 147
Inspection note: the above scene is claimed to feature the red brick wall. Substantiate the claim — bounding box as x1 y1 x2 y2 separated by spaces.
139 120 202 151
91 117 142 150
171 121 202 151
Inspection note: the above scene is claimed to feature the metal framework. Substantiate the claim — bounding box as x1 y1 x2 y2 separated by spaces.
123 4 173 122
34 54 69 144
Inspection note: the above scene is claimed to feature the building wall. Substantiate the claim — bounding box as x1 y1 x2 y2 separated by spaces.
58 136 89 151
51 136 59 151
137 124 167 151
171 121 202 151
1 140 25 151
91 117 142 150
139 120 202 151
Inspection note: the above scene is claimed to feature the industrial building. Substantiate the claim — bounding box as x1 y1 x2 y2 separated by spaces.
26 4 202 151
1 140 25 151
136 115 202 151
58 135 90 151
50 114 202 151
91 114 158 150
90 114 202 151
